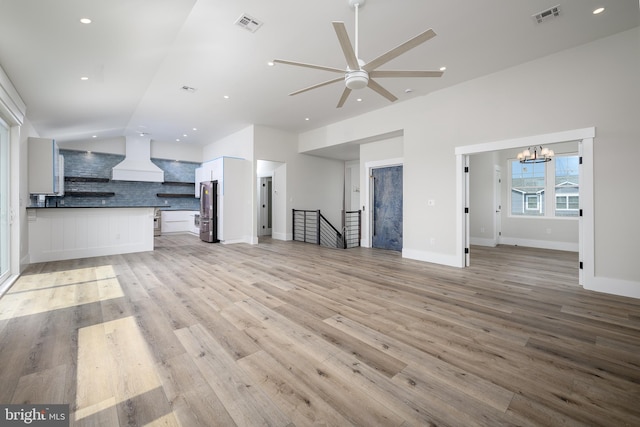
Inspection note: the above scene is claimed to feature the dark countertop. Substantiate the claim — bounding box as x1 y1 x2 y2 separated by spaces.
27 205 169 209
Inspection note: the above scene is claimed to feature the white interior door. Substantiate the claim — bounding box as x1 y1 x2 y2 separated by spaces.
494 166 502 245
259 176 272 236
464 155 470 266
0 118 9 284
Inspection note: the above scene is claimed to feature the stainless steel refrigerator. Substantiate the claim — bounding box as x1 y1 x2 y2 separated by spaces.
199 181 219 243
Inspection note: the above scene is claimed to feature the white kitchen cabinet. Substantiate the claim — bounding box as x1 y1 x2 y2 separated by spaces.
161 210 189 234
28 137 64 195
187 211 199 235
196 157 251 243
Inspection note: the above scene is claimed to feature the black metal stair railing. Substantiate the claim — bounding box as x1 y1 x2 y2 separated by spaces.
343 210 361 249
292 209 361 249
292 209 318 245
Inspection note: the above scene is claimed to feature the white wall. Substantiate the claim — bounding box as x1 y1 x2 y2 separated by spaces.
57 137 125 154
202 125 253 162
344 160 359 211
298 27 640 296
254 126 344 239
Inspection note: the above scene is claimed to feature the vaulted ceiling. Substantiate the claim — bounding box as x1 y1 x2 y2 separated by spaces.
0 0 637 146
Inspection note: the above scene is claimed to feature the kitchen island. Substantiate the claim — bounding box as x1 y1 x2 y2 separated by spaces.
27 206 163 263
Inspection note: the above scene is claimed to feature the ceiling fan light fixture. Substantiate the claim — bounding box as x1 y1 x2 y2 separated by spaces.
345 70 368 89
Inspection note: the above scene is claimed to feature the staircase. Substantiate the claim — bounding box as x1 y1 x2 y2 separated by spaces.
292 209 361 249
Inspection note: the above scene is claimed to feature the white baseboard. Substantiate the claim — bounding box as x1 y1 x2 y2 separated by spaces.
402 248 461 268
584 276 640 299
220 236 252 245
499 237 578 252
469 237 497 247
271 231 291 241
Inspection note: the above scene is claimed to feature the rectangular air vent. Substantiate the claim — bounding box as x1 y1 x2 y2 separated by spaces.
532 5 561 24
235 13 263 33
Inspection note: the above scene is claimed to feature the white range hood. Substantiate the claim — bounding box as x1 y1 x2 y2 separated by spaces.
111 136 164 182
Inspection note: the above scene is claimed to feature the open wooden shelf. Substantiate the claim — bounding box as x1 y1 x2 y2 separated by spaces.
65 176 110 183
156 193 195 198
64 191 115 197
162 181 195 186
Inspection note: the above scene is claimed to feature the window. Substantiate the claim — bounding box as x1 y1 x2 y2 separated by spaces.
554 156 580 217
510 154 579 218
510 160 545 217
526 194 540 211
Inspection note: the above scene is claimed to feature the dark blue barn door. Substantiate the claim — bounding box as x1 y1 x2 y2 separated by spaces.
372 166 403 251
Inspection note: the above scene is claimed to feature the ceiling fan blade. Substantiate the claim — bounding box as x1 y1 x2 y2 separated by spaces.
336 87 352 108
363 29 437 72
367 79 398 103
332 22 360 71
370 70 444 78
289 77 344 96
273 59 344 74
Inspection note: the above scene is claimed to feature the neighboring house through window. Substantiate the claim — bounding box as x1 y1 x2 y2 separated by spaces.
510 154 579 218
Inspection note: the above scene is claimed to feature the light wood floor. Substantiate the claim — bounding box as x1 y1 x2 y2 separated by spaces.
1 235 639 426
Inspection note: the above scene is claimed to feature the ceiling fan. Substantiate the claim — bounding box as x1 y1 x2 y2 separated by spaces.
273 0 444 108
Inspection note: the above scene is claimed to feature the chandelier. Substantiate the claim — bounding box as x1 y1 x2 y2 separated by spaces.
517 146 554 164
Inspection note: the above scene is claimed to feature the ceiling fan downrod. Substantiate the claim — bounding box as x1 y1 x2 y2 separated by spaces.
353 2 360 59
345 0 368 90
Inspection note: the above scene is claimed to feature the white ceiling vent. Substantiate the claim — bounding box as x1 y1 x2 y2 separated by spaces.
532 5 561 24
235 14 263 33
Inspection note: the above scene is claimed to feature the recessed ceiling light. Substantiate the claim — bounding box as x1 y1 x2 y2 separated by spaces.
440 66 447 71
593 7 605 14
267 61 275 67
92 135 97 138
176 138 181 142
80 76 89 81
192 127 198 131
223 95 230 99
305 118 310 121
183 134 188 137
405 88 413 93
80 18 92 24
356 98 362 102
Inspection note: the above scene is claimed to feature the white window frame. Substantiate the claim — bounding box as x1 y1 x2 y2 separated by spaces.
509 153 579 219
525 194 540 211
555 193 579 212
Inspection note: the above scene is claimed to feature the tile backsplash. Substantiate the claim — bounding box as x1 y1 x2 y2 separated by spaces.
34 149 200 210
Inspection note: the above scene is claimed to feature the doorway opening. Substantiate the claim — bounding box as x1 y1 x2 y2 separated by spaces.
456 127 594 287
259 176 272 237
